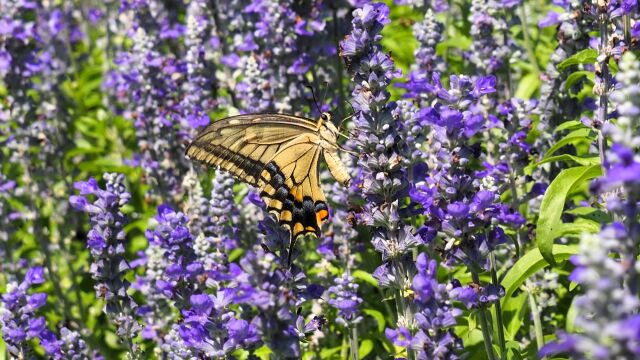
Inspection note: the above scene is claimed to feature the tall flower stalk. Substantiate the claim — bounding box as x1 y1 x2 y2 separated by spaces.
340 3 419 358
69 174 141 354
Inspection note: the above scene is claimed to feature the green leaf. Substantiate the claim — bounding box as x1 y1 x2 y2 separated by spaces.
515 72 540 99
554 218 601 237
363 308 386 333
502 292 528 340
566 206 612 223
0 335 6 360
525 154 600 172
566 296 579 332
352 269 378 287
557 48 598 71
501 245 578 306
554 120 583 133
536 165 601 264
437 36 472 52
228 248 244 262
506 341 524 360
569 280 579 292
543 128 593 159
254 345 272 360
359 339 374 359
320 346 342 359
564 70 594 92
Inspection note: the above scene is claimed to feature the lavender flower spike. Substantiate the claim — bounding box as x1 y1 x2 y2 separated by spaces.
69 174 141 349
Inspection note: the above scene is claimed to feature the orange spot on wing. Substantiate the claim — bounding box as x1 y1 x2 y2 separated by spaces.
291 186 303 202
316 209 329 225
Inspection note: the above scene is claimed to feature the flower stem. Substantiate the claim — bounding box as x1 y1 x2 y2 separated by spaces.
350 326 359 360
596 8 610 172
509 173 521 260
392 260 416 360
490 252 507 356
472 271 496 360
340 331 349 360
519 5 540 74
528 290 545 350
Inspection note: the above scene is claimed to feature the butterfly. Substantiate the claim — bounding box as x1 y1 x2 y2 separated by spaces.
185 112 350 240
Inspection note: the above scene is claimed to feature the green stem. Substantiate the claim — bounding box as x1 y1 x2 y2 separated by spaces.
623 14 631 47
34 220 76 325
597 9 611 173
490 252 506 357
392 261 415 360
528 290 545 350
349 326 359 360
472 272 496 360
340 331 349 360
519 5 540 74
508 173 521 260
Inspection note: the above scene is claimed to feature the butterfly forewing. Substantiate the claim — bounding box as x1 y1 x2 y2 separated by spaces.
186 114 337 239
186 114 314 186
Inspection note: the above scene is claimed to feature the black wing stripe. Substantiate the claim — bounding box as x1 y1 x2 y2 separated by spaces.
259 159 328 238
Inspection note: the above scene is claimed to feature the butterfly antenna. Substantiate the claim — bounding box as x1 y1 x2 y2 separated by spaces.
338 144 359 157
338 113 355 133
320 81 329 110
305 84 323 115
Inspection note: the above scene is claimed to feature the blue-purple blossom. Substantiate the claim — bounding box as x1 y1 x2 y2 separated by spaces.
540 228 640 359
0 266 64 358
385 253 463 359
69 174 141 345
327 274 363 327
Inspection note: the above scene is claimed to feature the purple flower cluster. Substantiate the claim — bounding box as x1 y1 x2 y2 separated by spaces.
400 9 444 102
540 228 640 359
467 0 515 75
104 176 322 358
1 267 93 359
340 2 413 276
235 246 323 357
224 0 337 114
69 174 140 347
541 49 640 359
105 0 216 202
408 74 522 272
386 253 464 359
176 293 260 357
327 274 363 327
1 267 56 357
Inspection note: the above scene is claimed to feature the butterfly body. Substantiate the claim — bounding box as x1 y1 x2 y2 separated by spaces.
186 112 350 240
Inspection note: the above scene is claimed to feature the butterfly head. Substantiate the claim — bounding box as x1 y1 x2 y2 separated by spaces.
319 112 340 143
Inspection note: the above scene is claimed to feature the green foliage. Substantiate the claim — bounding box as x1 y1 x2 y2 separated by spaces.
536 165 601 264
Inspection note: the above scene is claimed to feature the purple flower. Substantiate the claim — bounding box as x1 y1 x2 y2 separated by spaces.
327 274 363 326
1 268 64 358
386 253 463 359
69 174 140 347
541 229 640 358
24 266 45 285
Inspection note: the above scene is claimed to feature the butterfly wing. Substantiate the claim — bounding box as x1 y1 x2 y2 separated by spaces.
186 114 329 238
258 134 329 238
185 114 318 186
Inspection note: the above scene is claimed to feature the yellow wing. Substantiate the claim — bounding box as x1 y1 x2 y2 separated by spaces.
185 114 318 186
185 113 330 239
258 134 329 238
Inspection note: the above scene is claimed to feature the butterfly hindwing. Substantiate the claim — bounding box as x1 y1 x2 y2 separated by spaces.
258 135 329 238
